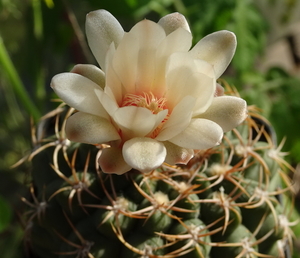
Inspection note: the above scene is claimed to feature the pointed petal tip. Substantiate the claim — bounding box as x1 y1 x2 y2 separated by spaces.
222 30 237 48
86 9 111 19
85 9 124 70
210 30 236 45
190 30 237 78
158 12 191 35
50 72 70 91
50 72 109 118
70 64 105 88
220 30 236 39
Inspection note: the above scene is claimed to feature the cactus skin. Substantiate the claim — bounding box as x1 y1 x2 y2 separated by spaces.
22 99 295 258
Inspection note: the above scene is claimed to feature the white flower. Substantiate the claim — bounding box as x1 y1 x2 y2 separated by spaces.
51 10 247 175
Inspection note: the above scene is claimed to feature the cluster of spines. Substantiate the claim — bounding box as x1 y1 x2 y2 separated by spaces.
21 100 295 258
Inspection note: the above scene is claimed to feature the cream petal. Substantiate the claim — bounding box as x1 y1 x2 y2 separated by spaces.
86 9 124 70
113 106 168 139
158 12 191 35
129 19 166 50
122 137 166 172
157 28 192 59
194 59 216 78
108 20 166 96
197 96 248 132
98 147 132 175
153 28 192 96
168 118 223 149
166 69 215 115
104 44 124 105
111 26 192 99
65 112 120 144
129 20 166 94
166 52 215 88
165 53 215 113
105 41 116 68
51 73 108 119
156 96 195 141
192 73 216 115
111 32 139 94
164 141 194 165
165 52 196 80
148 110 169 137
190 30 237 78
70 64 105 89
96 91 119 117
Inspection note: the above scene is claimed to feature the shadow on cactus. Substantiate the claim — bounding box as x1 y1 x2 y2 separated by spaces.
20 9 296 258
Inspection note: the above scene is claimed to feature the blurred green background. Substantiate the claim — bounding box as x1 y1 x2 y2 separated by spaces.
1 0 300 257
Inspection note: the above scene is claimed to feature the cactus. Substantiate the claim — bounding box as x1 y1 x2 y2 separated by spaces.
21 10 295 258
21 95 295 258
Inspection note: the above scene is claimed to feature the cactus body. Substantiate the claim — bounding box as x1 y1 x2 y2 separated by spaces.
23 104 294 258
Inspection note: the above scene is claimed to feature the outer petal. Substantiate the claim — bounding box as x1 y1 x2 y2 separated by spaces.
113 106 168 139
65 112 120 144
164 141 194 165
168 118 223 149
51 73 108 119
71 64 105 89
86 9 124 70
158 12 191 35
190 30 236 78
123 137 166 173
98 147 132 175
197 96 248 132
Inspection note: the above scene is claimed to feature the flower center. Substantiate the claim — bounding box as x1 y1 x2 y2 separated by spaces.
121 92 170 138
121 92 167 114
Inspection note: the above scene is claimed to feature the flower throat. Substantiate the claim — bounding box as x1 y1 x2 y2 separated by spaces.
121 92 167 114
